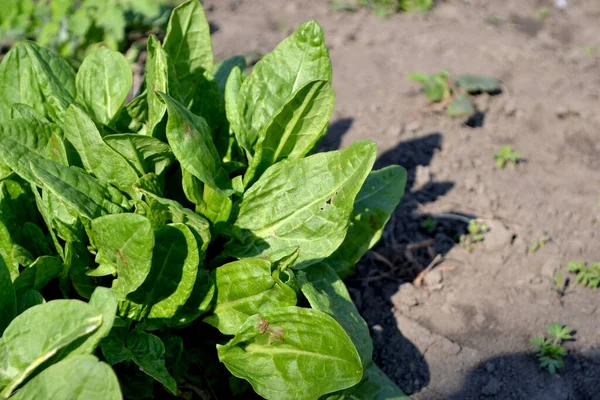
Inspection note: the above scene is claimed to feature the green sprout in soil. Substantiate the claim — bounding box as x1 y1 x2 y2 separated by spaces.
330 0 433 16
534 7 551 20
529 234 551 253
567 261 600 289
420 217 438 233
531 323 573 374
493 145 523 168
459 220 488 253
408 71 501 119
551 271 567 297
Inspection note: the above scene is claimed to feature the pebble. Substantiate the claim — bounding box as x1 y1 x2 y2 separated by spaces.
484 362 495 373
424 270 443 286
405 120 422 132
484 220 514 252
371 324 384 333
481 377 502 396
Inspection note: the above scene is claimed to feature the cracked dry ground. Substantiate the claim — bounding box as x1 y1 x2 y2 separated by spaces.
205 1 600 399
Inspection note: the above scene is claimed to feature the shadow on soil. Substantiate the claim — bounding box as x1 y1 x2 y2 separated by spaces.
320 121 469 394
445 352 600 400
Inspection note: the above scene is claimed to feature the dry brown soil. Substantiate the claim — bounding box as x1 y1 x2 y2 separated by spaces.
206 1 600 399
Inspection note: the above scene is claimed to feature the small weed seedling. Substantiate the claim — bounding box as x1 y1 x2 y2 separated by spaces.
531 323 573 374
529 234 551 253
459 220 488 253
493 145 523 168
409 71 501 119
551 271 567 297
330 0 433 16
534 7 551 20
420 217 438 233
567 261 600 289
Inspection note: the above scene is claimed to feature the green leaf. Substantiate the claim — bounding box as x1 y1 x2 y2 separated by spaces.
146 35 176 138
30 158 125 220
76 47 133 125
196 182 232 224
0 255 16 336
325 165 407 278
158 91 234 196
455 74 501 94
12 256 63 294
15 289 44 315
214 55 246 95
65 241 97 299
204 259 297 335
22 42 75 122
71 287 118 356
227 140 376 268
104 134 175 177
163 0 214 104
168 269 215 327
0 43 75 122
125 223 200 320
116 93 148 133
0 118 67 184
0 299 102 397
225 66 244 141
244 79 335 186
10 355 122 400
91 214 154 301
125 329 178 394
300 263 372 367
236 20 332 154
63 105 139 196
348 363 410 400
446 94 475 118
217 307 363 400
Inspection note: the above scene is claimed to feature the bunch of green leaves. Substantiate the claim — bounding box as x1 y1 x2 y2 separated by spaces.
409 72 501 118
0 1 410 399
459 220 488 253
0 0 177 64
330 0 432 17
567 261 600 289
530 323 573 374
493 145 523 168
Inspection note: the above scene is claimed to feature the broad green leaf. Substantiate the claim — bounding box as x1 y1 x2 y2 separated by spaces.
300 263 372 367
64 241 97 299
163 0 214 104
12 256 63 294
245 79 334 186
116 93 148 133
446 94 475 118
0 118 67 184
123 329 178 394
30 158 124 220
70 287 118 356
197 182 232 224
158 91 234 196
146 35 176 138
21 222 51 259
325 165 407 278
104 134 175 176
0 300 102 397
214 55 246 95
225 66 244 142
168 269 215 327
227 140 377 268
348 363 410 400
63 105 139 196
236 20 332 153
76 47 133 125
0 255 16 336
10 103 47 122
217 307 363 400
204 259 297 334
455 74 502 94
123 224 199 320
91 214 154 301
0 43 75 121
10 355 121 400
22 42 75 122
15 289 44 315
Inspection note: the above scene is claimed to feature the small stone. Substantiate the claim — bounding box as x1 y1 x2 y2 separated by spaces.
484 362 495 373
503 100 517 117
372 324 384 333
481 377 502 396
405 120 422 132
413 165 431 189
429 283 444 292
391 283 419 308
484 220 514 252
